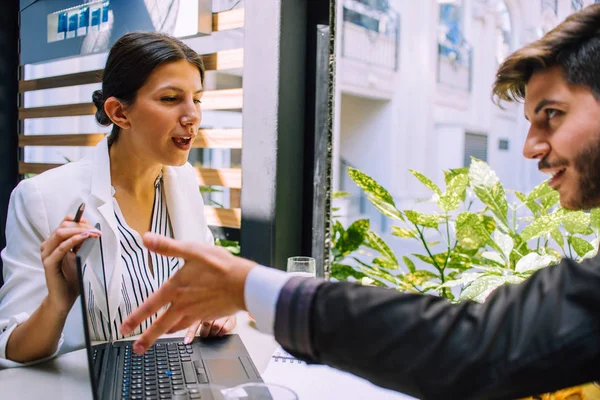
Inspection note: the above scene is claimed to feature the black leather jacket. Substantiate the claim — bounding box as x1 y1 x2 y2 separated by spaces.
274 255 600 400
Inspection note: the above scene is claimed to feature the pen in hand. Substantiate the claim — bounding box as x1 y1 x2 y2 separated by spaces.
73 202 85 223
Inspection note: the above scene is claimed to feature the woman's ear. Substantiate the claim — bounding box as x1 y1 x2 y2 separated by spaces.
104 97 131 130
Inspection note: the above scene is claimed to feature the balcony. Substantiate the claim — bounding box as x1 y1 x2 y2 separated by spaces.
338 0 399 99
436 42 472 92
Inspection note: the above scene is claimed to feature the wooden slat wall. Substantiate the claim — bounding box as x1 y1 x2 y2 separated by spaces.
17 129 242 148
18 9 244 229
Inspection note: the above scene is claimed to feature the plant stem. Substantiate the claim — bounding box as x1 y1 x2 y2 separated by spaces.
415 224 449 298
444 215 451 268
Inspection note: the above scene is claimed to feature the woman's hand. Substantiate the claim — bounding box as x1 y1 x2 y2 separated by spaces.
184 315 237 344
40 214 101 315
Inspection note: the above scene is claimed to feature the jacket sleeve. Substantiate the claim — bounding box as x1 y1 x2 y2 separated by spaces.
274 256 600 400
0 178 64 368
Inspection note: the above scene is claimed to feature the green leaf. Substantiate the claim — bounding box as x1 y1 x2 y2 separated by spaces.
568 236 594 258
458 275 508 303
372 257 398 269
391 226 417 239
514 191 527 203
481 251 505 266
493 231 513 260
369 195 406 221
550 228 564 248
561 210 593 235
403 270 438 286
200 186 223 194
444 168 469 186
403 256 416 273
404 210 440 229
365 230 399 266
347 167 405 221
468 158 499 188
481 215 497 234
437 272 483 289
438 193 462 212
348 167 394 203
446 173 469 198
330 263 368 281
338 219 369 255
472 185 509 227
455 212 494 251
520 209 565 241
590 208 600 230
413 252 447 267
214 238 241 255
515 252 558 273
527 179 554 201
332 191 351 199
468 159 508 226
541 190 560 210
582 238 600 260
409 169 442 195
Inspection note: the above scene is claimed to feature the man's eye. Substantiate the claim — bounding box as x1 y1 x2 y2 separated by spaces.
161 97 177 102
193 99 202 104
546 109 559 120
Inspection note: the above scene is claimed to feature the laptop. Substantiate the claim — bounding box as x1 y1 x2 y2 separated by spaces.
75 225 263 400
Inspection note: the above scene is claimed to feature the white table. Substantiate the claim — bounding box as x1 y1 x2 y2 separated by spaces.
0 312 278 400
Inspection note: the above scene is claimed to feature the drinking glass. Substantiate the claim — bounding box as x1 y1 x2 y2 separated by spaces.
286 256 316 278
223 383 298 400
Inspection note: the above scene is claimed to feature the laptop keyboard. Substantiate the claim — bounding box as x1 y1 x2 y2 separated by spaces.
121 341 208 400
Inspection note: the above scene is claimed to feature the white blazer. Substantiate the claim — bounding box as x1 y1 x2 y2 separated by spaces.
0 138 213 368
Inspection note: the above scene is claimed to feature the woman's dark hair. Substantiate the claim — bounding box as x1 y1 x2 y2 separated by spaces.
92 31 205 146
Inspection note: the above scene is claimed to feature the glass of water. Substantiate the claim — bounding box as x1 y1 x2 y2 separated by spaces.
286 256 316 278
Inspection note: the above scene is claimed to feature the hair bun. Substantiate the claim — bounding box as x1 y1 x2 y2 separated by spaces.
92 89 112 126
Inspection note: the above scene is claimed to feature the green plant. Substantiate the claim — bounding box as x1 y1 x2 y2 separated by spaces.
331 158 600 302
214 238 240 256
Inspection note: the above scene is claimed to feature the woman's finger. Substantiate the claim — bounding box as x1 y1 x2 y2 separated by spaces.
41 227 100 259
199 320 214 338
215 315 236 337
184 320 202 344
210 317 227 336
43 231 100 272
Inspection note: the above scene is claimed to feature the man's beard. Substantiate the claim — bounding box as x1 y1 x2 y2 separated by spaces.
572 138 600 210
537 137 600 210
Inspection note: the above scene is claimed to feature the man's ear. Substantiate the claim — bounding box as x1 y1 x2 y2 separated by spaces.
104 97 131 130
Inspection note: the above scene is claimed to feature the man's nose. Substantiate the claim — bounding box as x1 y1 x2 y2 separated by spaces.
522 126 550 160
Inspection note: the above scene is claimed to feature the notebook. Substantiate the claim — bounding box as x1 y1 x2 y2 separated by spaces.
262 347 417 400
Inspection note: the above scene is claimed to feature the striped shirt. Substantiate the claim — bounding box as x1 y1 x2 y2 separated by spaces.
84 173 181 341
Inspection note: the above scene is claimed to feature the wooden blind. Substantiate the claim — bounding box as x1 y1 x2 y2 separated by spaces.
18 9 245 229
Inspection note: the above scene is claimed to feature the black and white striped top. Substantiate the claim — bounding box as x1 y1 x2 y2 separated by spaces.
85 173 181 341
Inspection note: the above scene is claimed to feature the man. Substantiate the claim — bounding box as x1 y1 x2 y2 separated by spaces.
121 5 600 400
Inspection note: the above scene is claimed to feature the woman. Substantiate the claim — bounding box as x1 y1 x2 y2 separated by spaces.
0 32 235 367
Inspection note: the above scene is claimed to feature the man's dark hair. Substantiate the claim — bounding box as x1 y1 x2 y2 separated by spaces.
493 4 600 104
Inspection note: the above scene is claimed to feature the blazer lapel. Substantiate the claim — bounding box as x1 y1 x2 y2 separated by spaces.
89 138 122 325
163 167 204 242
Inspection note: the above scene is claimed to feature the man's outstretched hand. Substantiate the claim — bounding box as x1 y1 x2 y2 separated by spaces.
120 233 257 354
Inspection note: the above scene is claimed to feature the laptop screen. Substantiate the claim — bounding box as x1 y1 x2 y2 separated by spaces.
75 224 109 400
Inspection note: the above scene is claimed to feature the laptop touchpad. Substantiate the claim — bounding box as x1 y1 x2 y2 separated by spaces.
205 358 248 386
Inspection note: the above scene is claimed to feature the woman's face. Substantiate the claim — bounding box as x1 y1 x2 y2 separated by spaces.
122 59 203 166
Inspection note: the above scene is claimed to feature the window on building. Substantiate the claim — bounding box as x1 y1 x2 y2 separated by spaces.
495 1 512 64
572 0 584 11
541 0 558 15
464 133 488 167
